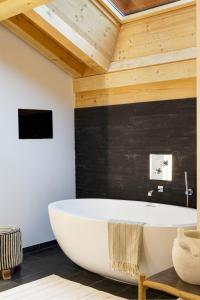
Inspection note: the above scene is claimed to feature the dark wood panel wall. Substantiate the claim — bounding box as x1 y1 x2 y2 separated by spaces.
75 99 196 208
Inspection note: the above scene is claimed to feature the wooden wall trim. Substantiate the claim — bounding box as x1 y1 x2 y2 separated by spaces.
75 79 196 108
74 59 196 93
109 48 196 73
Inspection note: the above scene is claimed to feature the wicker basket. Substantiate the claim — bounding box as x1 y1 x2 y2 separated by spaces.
0 226 23 280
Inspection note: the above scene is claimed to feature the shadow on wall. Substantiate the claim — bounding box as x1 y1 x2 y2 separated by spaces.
75 98 197 208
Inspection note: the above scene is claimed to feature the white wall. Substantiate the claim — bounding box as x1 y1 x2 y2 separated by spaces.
0 25 75 247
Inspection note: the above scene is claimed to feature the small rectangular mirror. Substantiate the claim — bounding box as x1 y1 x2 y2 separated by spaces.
150 154 172 181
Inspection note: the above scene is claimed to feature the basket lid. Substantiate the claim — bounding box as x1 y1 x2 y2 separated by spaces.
0 226 20 235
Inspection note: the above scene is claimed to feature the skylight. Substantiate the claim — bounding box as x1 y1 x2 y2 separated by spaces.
108 0 181 16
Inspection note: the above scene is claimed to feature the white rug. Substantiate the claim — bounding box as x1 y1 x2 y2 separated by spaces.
0 275 126 300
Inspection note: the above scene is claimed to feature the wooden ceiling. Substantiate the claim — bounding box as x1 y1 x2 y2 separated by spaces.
1 0 194 79
0 0 51 21
109 0 180 15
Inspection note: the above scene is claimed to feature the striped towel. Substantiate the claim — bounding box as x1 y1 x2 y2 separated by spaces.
108 220 144 280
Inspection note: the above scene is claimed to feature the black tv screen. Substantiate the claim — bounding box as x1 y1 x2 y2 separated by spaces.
18 109 53 139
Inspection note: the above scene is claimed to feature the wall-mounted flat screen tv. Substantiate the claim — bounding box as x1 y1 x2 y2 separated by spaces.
18 109 53 139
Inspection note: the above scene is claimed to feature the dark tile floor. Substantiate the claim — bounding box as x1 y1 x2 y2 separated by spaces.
0 245 176 299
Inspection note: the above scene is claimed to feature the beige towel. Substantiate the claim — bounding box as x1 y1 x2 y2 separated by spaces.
108 220 144 280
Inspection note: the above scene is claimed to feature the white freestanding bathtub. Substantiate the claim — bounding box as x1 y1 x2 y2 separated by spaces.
48 199 197 283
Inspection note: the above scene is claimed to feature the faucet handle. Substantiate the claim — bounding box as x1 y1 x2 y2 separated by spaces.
185 188 194 196
157 186 164 192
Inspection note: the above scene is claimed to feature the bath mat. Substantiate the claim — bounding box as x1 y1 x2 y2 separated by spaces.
0 274 126 300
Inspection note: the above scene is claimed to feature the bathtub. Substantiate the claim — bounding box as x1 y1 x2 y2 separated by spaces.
48 199 197 283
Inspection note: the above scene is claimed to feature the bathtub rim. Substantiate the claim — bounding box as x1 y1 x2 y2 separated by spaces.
48 198 197 228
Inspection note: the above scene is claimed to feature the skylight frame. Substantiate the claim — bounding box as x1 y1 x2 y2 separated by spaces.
107 0 182 16
96 0 195 24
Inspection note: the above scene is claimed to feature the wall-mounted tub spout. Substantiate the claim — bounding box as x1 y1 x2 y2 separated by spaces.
148 186 163 197
148 190 155 197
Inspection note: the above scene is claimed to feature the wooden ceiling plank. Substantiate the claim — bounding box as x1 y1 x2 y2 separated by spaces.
46 0 120 61
46 0 119 61
31 5 111 73
2 14 86 78
0 0 51 21
113 5 195 63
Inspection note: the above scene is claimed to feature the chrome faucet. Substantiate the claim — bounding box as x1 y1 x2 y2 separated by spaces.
148 189 156 197
148 186 163 197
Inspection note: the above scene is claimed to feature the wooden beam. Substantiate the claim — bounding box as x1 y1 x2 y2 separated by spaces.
0 0 51 21
75 78 196 108
109 48 196 73
31 5 112 73
197 0 200 229
2 0 120 77
74 59 196 93
3 14 86 78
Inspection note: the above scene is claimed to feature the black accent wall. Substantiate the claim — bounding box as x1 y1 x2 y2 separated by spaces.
75 99 196 208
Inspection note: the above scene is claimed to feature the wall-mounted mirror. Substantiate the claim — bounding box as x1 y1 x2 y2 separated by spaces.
150 154 172 181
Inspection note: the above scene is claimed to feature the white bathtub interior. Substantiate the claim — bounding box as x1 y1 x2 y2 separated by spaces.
51 199 196 227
